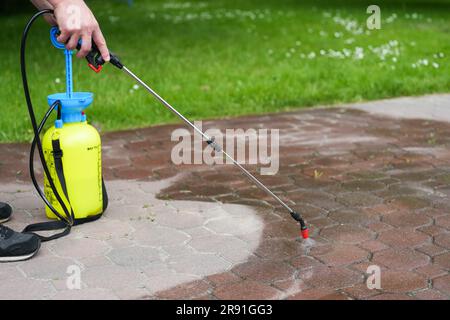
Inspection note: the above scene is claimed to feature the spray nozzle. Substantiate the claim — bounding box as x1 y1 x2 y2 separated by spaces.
290 211 309 239
300 227 309 239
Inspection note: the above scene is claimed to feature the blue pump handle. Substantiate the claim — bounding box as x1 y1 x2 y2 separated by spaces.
50 26 73 98
49 27 93 126
49 27 65 49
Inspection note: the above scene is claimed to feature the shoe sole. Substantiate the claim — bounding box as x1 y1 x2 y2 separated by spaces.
0 240 41 263
0 217 11 224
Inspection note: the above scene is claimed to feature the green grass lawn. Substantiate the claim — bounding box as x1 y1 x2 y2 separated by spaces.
1 0 449 142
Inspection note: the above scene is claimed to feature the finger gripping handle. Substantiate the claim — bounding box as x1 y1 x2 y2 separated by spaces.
79 41 122 71
49 26 65 50
50 26 122 72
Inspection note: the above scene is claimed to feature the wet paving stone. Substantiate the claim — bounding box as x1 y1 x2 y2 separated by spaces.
379 271 428 293
2 98 450 299
233 260 295 283
372 248 429 270
336 192 384 207
377 228 430 249
320 225 375 244
328 208 379 225
432 274 450 296
382 211 432 228
433 252 450 269
309 244 369 267
213 280 280 300
341 180 386 192
299 266 363 289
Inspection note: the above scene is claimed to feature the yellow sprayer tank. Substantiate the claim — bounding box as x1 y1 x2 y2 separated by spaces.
42 115 104 220
39 34 107 225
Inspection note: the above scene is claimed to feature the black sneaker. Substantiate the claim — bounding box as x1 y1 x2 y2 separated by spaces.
0 225 41 262
0 202 12 223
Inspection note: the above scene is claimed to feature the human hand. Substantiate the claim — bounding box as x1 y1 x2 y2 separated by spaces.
32 0 110 61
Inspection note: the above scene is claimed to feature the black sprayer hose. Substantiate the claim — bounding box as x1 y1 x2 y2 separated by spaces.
20 9 74 225
29 100 66 219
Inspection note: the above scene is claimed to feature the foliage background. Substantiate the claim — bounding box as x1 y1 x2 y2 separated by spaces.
0 0 449 142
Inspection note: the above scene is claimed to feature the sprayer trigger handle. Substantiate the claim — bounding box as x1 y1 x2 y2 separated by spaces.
88 63 103 73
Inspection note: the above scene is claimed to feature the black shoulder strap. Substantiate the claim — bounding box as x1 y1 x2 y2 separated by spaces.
22 221 71 241
23 139 107 242
23 139 73 242
52 139 71 203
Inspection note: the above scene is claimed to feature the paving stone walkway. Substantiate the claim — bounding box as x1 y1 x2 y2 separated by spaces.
0 94 449 300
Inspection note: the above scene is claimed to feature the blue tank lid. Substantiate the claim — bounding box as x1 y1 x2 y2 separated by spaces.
48 92 94 124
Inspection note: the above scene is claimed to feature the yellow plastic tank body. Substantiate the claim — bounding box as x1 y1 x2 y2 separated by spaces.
42 121 103 220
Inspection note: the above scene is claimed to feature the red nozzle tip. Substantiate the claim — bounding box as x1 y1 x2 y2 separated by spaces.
301 228 309 239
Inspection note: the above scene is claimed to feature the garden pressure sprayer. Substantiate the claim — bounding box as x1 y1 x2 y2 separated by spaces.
21 10 308 241
21 11 108 241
